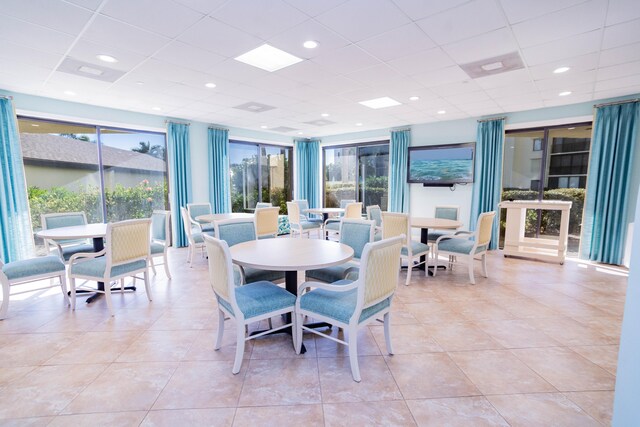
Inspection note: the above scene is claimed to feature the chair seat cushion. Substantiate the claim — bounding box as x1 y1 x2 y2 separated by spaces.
59 243 96 261
150 242 165 254
324 221 340 231
401 240 430 257
192 231 215 243
427 230 453 241
218 281 295 319
306 261 359 283
200 223 215 233
373 231 382 241
297 220 321 230
2 256 65 281
243 267 285 284
437 238 487 254
70 258 147 278
299 280 391 324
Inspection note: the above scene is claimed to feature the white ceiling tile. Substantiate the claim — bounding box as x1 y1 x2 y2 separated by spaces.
430 80 483 97
593 85 640 100
0 0 93 35
527 53 599 80
344 64 404 86
485 81 538 98
100 0 205 38
502 101 546 112
153 41 226 75
606 0 640 25
543 93 593 107
416 0 506 45
474 68 532 90
214 0 308 39
522 30 602 66
499 0 586 24
172 0 228 14
0 15 75 54
128 58 214 86
178 17 263 58
274 61 339 85
46 71 114 92
511 0 607 48
444 90 491 105
387 48 456 76
316 0 411 43
412 66 471 87
83 15 171 56
539 82 594 99
0 40 62 69
311 45 381 74
267 19 350 60
357 24 435 62
595 74 640 92
535 70 597 91
597 61 640 81
599 42 640 67
283 0 349 17
205 58 272 85
494 92 544 106
67 39 147 72
65 0 104 10
0 61 53 81
390 0 472 20
602 19 640 50
442 27 519 64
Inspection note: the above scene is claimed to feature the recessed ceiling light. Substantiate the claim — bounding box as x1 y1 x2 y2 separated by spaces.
358 97 401 109
303 40 319 49
297 131 304 135
260 125 268 129
31 123 40 127
437 110 446 115
559 91 572 96
235 44 303 72
205 82 216 88
409 96 420 101
63 90 76 96
480 61 504 71
77 65 103 76
355 123 363 126
321 113 329 117
554 66 570 74
152 106 162 111
135 81 144 85
96 54 118 63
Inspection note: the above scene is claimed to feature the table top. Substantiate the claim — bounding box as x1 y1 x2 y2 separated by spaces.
304 207 344 215
197 212 254 222
230 238 354 271
410 217 462 229
36 223 108 240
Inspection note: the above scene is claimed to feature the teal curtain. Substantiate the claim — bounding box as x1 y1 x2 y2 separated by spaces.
0 98 34 262
295 139 320 208
208 127 230 214
581 101 639 265
167 122 192 247
470 119 504 250
389 129 410 212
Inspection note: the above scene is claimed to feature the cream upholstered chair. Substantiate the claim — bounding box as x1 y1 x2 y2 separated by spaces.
293 199 323 224
68 219 153 316
434 211 496 285
187 202 214 233
204 235 296 374
295 235 404 382
427 205 460 243
381 212 430 286
366 205 383 241
180 207 211 266
150 210 171 279
324 202 362 240
306 219 374 283
1 256 69 320
41 212 95 262
254 206 280 239
255 202 272 209
286 201 322 238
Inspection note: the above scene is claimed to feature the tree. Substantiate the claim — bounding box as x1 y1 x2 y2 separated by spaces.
59 133 91 142
132 141 165 160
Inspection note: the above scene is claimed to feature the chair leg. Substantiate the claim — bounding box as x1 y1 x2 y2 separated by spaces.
214 309 225 350
348 325 361 382
232 323 246 374
0 282 9 319
59 273 70 306
481 253 488 278
120 278 125 292
186 245 192 263
467 257 475 285
268 318 273 329
150 257 157 275
383 312 394 355
163 252 172 279
433 250 438 277
405 259 412 286
104 283 115 316
144 270 153 301
294 313 304 354
70 277 77 311
189 244 195 267
290 310 297 351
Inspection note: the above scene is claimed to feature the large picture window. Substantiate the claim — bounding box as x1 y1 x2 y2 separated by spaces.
323 141 389 210
229 140 292 214
18 117 168 253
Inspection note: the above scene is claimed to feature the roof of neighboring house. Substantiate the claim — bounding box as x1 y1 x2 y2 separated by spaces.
20 133 166 173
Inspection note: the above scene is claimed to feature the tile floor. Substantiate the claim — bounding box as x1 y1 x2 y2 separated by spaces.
0 244 626 426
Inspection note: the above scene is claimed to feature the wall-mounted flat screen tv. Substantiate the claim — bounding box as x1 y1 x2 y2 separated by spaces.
407 142 475 185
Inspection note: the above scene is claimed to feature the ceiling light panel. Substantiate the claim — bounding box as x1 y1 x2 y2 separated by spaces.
235 44 303 72
57 57 125 82
460 51 525 79
358 97 402 109
233 101 277 113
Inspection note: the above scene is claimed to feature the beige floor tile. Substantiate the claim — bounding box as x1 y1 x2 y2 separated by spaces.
0 416 54 426
318 356 403 403
62 362 177 413
512 347 616 391
475 319 560 348
385 353 480 399
183 329 254 361
91 308 165 331
48 411 147 427
573 316 623 340
449 350 556 395
117 330 200 362
454 301 515 322
323 400 417 427
564 391 614 425
406 396 509 426
149 308 218 330
370 323 443 354
487 393 600 427
315 327 381 358
142 408 235 426
0 333 78 367
250 333 314 359
0 366 35 387
45 330 142 365
234 404 323 427
422 322 503 351
493 297 562 319
238 358 321 406
404 301 468 324
526 316 616 346
571 345 619 375
153 361 245 409
0 310 64 334
35 311 111 333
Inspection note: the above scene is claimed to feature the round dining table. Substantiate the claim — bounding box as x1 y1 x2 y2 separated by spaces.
410 217 462 274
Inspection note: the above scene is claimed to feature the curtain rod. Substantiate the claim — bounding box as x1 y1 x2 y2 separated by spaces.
0 95 14 100
477 116 506 123
594 98 639 108
391 127 411 132
165 120 190 126
208 126 229 131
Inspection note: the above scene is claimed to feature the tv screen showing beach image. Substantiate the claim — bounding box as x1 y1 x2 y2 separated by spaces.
409 146 474 183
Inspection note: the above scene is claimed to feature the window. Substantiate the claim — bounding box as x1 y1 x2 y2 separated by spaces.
532 138 543 151
229 141 292 214
18 116 168 253
323 141 389 210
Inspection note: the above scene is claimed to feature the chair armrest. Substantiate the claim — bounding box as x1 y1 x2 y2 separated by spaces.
436 233 471 244
454 230 473 236
297 280 359 295
69 249 106 264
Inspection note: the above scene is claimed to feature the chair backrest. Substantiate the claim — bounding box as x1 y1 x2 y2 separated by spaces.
151 210 170 244
41 212 88 247
214 218 257 247
339 219 374 260
344 202 363 219
357 235 404 309
435 205 460 221
366 205 383 227
187 203 212 221
475 211 497 247
204 235 236 307
180 207 195 241
340 199 356 209
255 202 272 209
106 219 151 266
381 212 410 246
255 207 280 238
287 201 301 226
293 199 311 221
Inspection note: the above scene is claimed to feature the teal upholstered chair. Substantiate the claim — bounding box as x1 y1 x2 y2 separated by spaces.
187 202 215 233
287 202 322 238
204 235 296 374
324 199 355 229
68 218 153 316
295 235 404 382
382 212 430 286
434 211 496 285
180 207 213 267
150 210 171 279
306 219 374 283
324 202 363 240
1 256 69 320
428 205 460 243
41 212 95 262
366 205 383 241
293 199 323 224
214 218 285 284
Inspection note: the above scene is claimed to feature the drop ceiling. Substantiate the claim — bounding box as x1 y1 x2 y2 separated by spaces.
0 0 639 138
